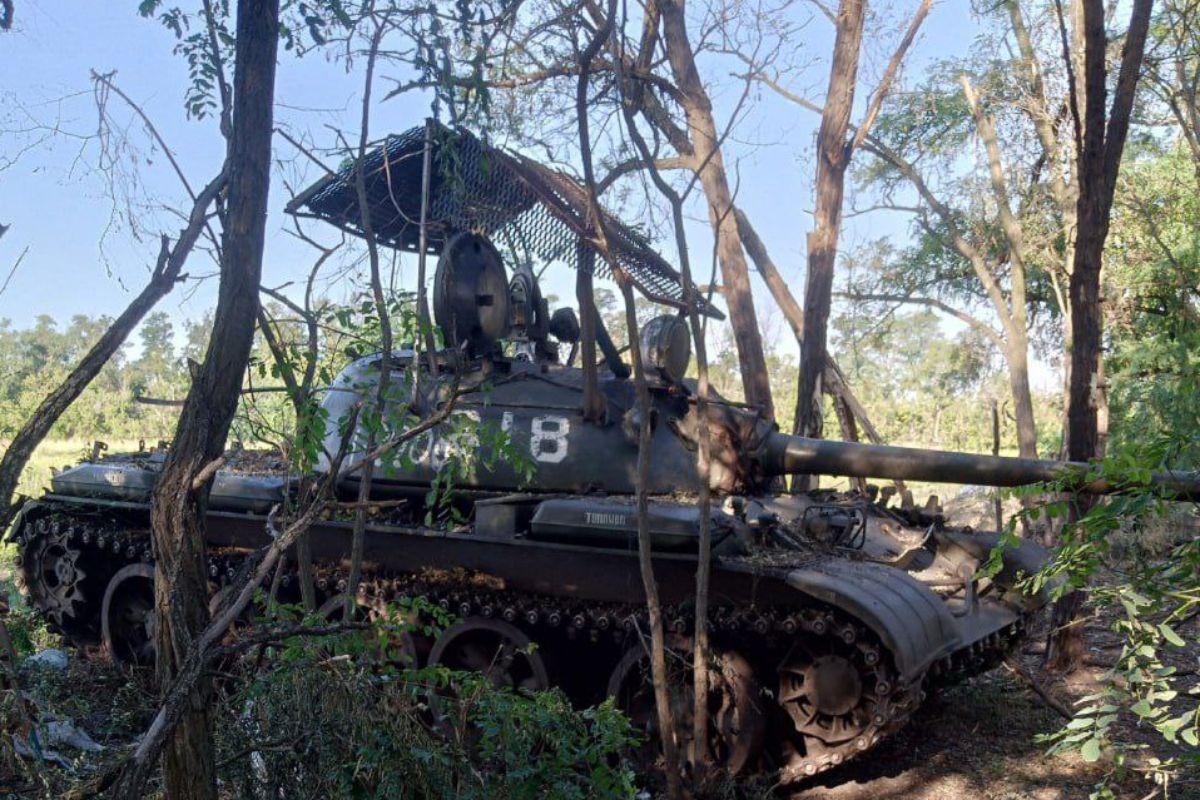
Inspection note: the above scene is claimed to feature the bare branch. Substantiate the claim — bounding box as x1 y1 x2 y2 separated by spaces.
859 138 1014 329
596 155 694 194
733 206 892 450
806 0 836 25
190 456 227 491
1102 0 1154 198
960 75 1028 323
837 291 1006 349
0 244 28 298
847 0 933 155
0 168 224 535
345 13 394 617
1003 656 1073 720
90 70 224 257
91 71 197 201
1052 0 1084 158
579 0 682 792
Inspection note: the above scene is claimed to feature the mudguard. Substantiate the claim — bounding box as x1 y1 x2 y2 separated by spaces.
786 560 961 683
50 463 284 513
934 529 1052 610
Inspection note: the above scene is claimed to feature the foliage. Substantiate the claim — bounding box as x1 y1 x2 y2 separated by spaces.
0 314 169 443
986 451 1199 797
1 582 56 657
830 306 1059 453
215 606 638 800
1105 143 1200 467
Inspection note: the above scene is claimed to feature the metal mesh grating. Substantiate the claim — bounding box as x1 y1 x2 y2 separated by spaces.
286 121 721 318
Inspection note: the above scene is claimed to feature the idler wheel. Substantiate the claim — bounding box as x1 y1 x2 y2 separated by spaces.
429 617 548 692
101 563 157 666
607 635 765 776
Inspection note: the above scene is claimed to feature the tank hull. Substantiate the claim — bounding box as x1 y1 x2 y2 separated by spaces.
12 485 1043 781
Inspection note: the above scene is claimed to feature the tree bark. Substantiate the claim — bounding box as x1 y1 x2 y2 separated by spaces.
992 400 1004 532
1050 0 1152 673
1006 334 1039 459
618 92 716 775
794 0 866 490
656 0 774 420
346 17 392 618
1065 0 1109 468
739 202 896 493
576 249 607 422
1066 0 1151 465
149 2 279 798
733 206 891 451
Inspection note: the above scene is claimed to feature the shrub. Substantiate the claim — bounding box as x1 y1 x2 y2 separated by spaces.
214 609 638 800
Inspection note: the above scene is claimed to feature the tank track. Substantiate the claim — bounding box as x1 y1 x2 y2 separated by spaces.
12 507 1028 782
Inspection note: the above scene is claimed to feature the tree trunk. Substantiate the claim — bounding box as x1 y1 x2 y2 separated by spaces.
620 280 683 799
576 248 606 422
1066 236 1104 463
1005 336 1039 459
656 0 774 420
794 0 866 490
733 206 885 445
150 3 279 797
1049 0 1152 673
992 400 1004 533
346 20 391 616
577 6 681 792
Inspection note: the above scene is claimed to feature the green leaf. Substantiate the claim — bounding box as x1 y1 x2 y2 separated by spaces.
1080 738 1102 762
1158 623 1185 647
1124 590 1151 608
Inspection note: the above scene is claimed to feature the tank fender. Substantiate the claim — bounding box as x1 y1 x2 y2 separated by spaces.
934 530 1054 610
785 560 961 683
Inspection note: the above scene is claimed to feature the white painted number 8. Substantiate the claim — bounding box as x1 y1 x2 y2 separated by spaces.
530 415 569 463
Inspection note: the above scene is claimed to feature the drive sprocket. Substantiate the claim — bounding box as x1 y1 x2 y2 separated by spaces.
776 612 923 781
22 518 88 628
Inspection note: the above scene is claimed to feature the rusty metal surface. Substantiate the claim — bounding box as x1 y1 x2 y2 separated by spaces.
287 122 719 318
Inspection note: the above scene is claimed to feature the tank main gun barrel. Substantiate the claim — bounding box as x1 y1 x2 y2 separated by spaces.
760 433 1200 501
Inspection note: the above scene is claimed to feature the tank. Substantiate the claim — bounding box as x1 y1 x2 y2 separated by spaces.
12 125 1200 783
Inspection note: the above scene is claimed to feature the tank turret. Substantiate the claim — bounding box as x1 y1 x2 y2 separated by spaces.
317 230 1200 508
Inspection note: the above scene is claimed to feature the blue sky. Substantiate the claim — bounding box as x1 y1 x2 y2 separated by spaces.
0 0 984 370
